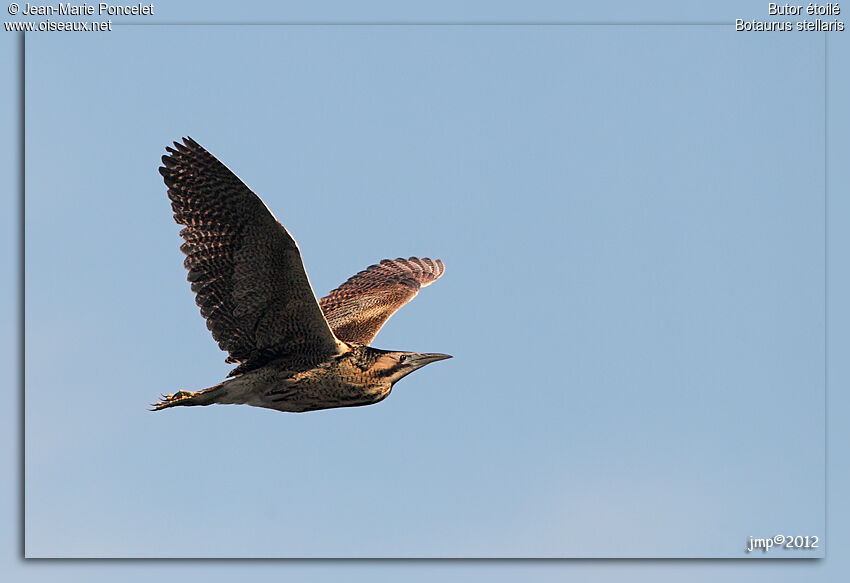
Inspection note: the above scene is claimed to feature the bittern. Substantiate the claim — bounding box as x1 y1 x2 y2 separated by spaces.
153 137 450 413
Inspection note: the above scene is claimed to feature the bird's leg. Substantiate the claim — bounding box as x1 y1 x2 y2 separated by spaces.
150 384 224 411
150 390 197 411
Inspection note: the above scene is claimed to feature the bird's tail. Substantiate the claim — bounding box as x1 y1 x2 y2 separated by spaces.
149 382 225 411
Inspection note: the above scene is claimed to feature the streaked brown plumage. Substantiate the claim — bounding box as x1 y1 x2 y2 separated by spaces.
320 257 445 346
153 137 449 413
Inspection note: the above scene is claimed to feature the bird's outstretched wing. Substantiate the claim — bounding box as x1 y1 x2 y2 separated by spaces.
319 257 445 345
160 137 344 377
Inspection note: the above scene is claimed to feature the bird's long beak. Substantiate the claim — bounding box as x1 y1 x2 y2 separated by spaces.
409 352 453 368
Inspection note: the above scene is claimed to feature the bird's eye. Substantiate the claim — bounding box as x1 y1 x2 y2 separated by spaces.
399 355 409 363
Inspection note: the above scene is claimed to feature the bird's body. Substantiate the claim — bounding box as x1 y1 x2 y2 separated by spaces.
161 344 449 413
153 137 449 414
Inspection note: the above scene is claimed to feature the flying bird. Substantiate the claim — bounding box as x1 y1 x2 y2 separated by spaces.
153 137 450 413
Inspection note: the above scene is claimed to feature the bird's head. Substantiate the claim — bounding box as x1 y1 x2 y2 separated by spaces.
370 349 452 384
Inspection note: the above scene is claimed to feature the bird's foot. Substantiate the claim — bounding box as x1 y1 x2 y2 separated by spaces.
150 390 197 411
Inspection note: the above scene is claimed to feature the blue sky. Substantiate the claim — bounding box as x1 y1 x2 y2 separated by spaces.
3 0 850 580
